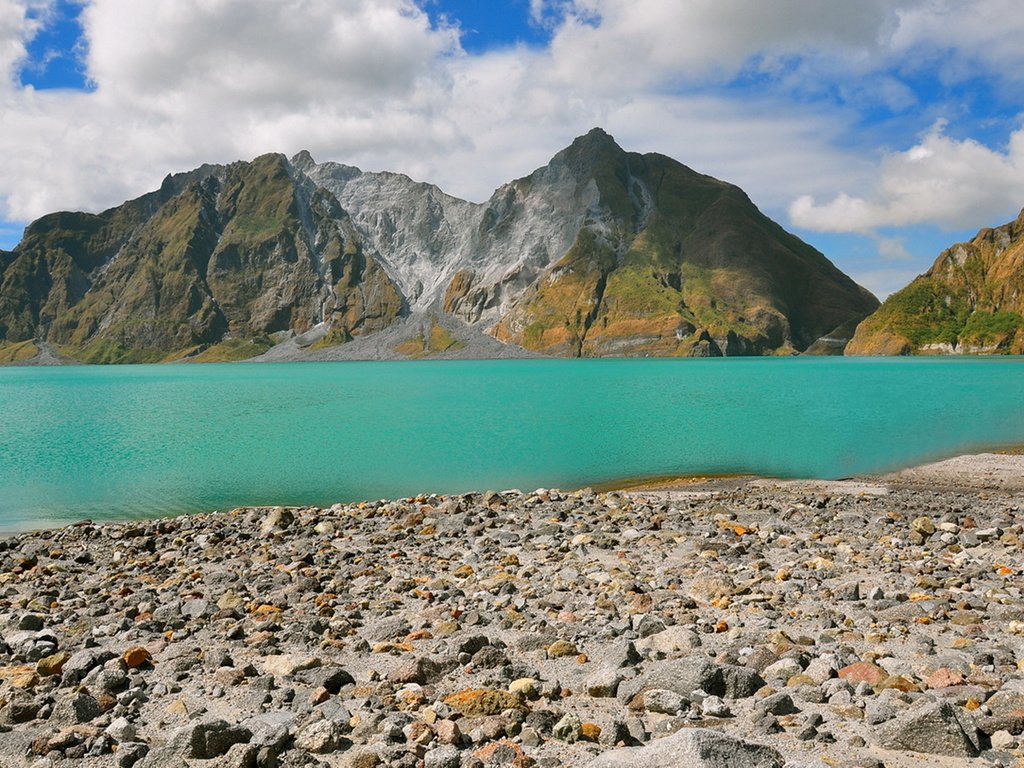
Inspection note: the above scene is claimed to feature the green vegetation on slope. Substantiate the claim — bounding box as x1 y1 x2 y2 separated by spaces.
393 319 466 358
0 339 38 363
185 336 274 363
496 142 876 357
848 210 1024 355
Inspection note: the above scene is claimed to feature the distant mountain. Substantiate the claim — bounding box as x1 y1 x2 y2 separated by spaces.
0 128 878 363
847 210 1024 355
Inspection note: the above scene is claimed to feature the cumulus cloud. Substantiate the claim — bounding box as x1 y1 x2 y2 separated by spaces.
83 0 458 106
0 0 467 219
892 0 1024 84
545 0 910 89
0 0 1023 272
0 0 53 90
0 0 884 221
790 123 1024 234
876 236 913 261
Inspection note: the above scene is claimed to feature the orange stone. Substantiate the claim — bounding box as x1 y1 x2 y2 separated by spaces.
444 688 526 716
925 667 964 689
838 661 887 686
122 647 153 669
36 651 70 677
581 723 602 742
473 739 527 761
0 665 38 689
251 604 281 618
876 675 918 692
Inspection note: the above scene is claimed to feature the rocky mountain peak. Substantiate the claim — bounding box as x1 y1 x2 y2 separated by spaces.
548 126 627 177
290 150 316 172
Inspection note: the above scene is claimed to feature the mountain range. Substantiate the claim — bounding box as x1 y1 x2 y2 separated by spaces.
0 128 884 363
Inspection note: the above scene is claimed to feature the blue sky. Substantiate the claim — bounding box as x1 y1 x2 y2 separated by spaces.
3 0 1024 298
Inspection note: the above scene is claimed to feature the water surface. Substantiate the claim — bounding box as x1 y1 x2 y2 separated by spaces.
1 357 1023 530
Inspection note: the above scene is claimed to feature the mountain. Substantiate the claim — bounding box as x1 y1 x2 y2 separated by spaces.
847 210 1024 355
0 128 878 363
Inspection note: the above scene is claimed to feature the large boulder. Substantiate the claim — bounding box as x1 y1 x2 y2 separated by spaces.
618 660 764 703
875 700 980 757
588 727 784 768
169 718 253 759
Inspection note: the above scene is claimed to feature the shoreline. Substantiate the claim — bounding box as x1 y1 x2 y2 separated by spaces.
0 455 1022 766
598 448 1024 496
6 450 1024 539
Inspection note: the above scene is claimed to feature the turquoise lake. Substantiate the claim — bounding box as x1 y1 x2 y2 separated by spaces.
1 357 1024 531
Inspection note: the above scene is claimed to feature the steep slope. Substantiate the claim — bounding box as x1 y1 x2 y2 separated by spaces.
486 130 879 356
305 128 878 357
847 210 1024 355
0 155 403 363
0 129 878 362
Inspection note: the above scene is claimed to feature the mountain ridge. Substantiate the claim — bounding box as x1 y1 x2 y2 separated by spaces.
0 128 880 363
847 209 1024 355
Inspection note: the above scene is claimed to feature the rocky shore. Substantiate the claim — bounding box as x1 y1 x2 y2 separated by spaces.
2 456 1024 767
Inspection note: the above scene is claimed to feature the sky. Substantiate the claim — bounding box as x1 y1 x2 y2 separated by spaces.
2 2 1024 298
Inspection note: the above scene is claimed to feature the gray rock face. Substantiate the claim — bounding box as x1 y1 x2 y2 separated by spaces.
423 744 461 768
619 659 764 703
169 718 253 759
304 147 590 323
875 700 980 757
61 647 115 685
588 727 784 768
50 691 102 724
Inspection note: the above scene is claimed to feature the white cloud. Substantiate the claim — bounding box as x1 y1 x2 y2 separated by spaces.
0 0 54 91
545 0 910 89
790 122 1024 234
892 0 1024 84
0 0 881 222
876 235 913 261
82 0 458 106
849 265 928 300
0 0 1023 290
0 0 466 219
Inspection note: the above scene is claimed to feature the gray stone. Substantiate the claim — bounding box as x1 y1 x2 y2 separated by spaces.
636 626 702 656
51 692 103 724
294 717 346 753
553 713 582 743
105 717 138 743
586 668 623 698
260 507 294 536
423 745 461 768
61 648 116 685
170 718 253 759
116 742 149 768
643 688 686 715
623 660 762 700
719 664 765 698
991 729 1016 750
761 658 801 681
701 695 732 718
757 692 799 716
875 700 980 757
588 727 784 767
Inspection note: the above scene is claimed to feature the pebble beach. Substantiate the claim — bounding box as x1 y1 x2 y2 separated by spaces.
2 454 1024 768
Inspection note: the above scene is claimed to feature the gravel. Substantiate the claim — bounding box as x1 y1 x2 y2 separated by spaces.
0 456 1022 767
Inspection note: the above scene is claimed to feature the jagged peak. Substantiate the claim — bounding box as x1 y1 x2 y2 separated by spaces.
576 126 619 148
290 150 316 172
554 127 624 162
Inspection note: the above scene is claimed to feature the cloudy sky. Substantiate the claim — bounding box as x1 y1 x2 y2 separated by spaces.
2 0 1024 297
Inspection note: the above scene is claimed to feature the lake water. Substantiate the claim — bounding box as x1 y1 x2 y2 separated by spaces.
1 357 1023 530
